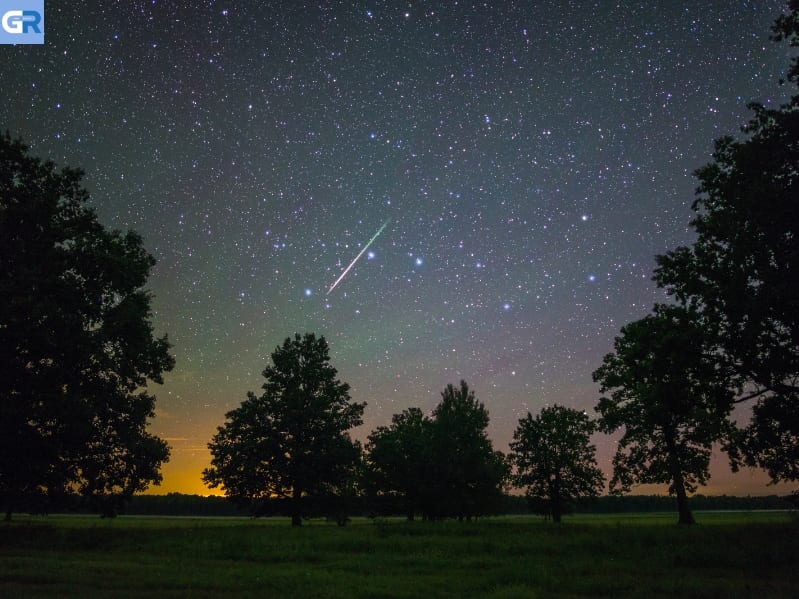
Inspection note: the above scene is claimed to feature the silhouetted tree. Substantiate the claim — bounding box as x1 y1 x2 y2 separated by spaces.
320 443 364 526
510 405 604 523
203 333 365 526
654 2 799 487
593 305 735 525
0 133 173 520
428 381 508 519
364 407 433 520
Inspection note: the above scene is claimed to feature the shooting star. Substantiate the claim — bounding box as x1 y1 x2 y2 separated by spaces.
327 219 391 295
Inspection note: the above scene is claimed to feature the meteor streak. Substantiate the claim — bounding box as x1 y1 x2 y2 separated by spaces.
327 219 391 295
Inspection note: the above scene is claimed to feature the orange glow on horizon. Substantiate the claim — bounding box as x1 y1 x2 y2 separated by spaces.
141 441 795 498
142 447 223 497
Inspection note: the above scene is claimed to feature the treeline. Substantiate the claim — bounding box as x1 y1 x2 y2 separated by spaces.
576 494 793 514
73 492 792 518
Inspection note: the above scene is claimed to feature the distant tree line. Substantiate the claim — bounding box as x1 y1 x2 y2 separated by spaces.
42 492 793 518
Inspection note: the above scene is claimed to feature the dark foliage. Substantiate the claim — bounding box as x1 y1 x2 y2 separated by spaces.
593 305 737 524
510 405 604 523
364 407 433 520
26 491 791 518
654 2 799 486
0 133 172 519
125 493 246 516
364 381 507 520
427 381 509 520
203 333 365 526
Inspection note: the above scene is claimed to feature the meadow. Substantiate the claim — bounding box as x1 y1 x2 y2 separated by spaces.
1 512 797 598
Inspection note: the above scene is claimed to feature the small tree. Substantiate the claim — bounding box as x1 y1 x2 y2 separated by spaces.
510 405 604 523
364 407 433 520
203 333 365 526
593 305 735 525
428 381 508 520
0 133 172 519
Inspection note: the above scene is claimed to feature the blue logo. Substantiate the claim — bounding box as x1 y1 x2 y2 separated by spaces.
1 0 44 44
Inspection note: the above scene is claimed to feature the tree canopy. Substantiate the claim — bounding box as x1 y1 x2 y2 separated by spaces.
0 133 173 519
510 405 604 523
364 407 433 520
653 2 799 486
364 381 507 520
593 305 735 525
202 333 365 526
427 381 508 520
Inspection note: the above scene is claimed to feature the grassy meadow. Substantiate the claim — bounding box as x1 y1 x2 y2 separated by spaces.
1 512 797 598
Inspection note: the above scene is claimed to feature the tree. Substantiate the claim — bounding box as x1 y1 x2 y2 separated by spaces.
653 3 799 485
427 380 508 520
364 407 433 520
0 133 173 519
203 333 365 526
592 305 735 525
510 405 604 523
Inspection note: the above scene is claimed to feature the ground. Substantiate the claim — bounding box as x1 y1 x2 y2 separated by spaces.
0 512 797 597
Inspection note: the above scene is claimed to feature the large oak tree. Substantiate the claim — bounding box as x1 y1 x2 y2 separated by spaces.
654 3 799 487
0 134 173 519
593 305 735 525
203 333 364 526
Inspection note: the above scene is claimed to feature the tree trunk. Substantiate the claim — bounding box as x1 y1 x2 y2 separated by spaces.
550 494 562 523
291 487 302 527
551 502 562 523
551 475 562 523
672 471 695 525
665 430 695 525
4 508 11 522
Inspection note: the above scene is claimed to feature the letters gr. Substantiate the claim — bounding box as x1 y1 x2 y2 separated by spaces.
2 10 42 34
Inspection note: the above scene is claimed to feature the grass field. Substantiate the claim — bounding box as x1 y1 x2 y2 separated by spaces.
1 512 797 598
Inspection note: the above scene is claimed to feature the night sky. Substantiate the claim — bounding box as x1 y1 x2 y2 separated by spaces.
2 1 795 496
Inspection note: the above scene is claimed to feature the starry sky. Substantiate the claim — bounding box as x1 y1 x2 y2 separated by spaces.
2 1 796 496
